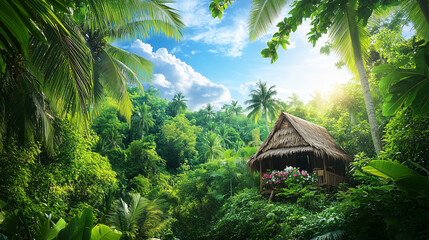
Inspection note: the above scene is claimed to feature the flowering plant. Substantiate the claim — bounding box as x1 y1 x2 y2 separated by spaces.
261 166 317 189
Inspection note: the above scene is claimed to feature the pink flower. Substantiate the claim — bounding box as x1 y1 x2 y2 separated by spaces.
282 178 286 180
293 174 297 177
302 172 306 176
297 179 299 182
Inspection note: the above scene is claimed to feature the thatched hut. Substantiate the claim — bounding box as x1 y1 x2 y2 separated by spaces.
247 112 353 191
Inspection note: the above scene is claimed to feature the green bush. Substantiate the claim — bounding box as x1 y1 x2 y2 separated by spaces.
210 189 311 240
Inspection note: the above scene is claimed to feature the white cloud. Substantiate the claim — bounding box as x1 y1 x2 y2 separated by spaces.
170 0 249 57
171 0 219 28
123 40 231 110
238 81 257 96
189 13 248 57
152 74 172 88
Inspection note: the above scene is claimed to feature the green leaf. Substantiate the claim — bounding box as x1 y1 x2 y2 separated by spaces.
395 175 429 198
47 219 66 240
91 225 122 240
362 160 418 180
372 64 397 74
57 208 93 240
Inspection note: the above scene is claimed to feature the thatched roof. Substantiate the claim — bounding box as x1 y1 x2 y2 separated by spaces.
247 112 353 172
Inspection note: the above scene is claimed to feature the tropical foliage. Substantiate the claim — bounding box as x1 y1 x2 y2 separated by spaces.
1 1 429 240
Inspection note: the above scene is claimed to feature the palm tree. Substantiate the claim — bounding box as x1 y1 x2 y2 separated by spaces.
204 103 215 120
216 125 232 148
198 131 223 161
230 100 243 116
232 140 245 152
288 93 304 109
171 92 187 115
245 80 279 132
309 91 324 110
108 193 163 240
79 0 184 122
133 103 154 137
105 129 125 150
0 0 184 151
221 104 233 118
206 122 218 132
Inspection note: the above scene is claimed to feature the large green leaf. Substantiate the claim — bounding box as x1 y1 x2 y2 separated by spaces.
375 43 429 117
57 208 93 240
363 160 429 198
362 160 418 180
35 217 66 240
91 225 122 240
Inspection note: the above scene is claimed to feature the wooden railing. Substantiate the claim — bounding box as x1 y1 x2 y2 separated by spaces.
314 170 346 187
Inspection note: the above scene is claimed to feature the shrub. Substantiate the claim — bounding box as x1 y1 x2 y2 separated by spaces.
210 189 311 240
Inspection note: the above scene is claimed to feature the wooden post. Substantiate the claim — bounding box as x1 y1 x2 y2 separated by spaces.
259 160 263 192
323 158 327 185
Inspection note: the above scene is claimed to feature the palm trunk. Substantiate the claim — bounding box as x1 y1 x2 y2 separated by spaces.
264 108 269 132
346 1 383 155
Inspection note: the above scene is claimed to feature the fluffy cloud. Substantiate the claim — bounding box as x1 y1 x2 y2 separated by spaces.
171 0 218 28
171 0 248 57
238 82 257 96
121 40 231 110
190 15 248 57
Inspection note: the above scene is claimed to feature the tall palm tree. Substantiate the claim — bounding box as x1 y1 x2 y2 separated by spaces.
0 0 184 151
133 103 154 137
204 103 215 120
171 92 187 115
108 193 163 240
245 80 279 132
198 131 223 161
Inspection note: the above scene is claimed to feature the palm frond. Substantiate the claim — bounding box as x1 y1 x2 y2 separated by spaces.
106 45 153 86
29 17 93 125
84 0 184 40
0 0 69 56
138 0 185 40
329 0 370 76
404 0 429 41
311 230 345 240
0 68 54 151
97 49 133 123
248 0 290 41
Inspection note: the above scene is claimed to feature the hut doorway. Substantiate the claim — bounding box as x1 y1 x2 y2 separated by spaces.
296 154 311 172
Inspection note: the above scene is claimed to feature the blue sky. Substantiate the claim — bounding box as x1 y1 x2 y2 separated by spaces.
115 0 354 110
